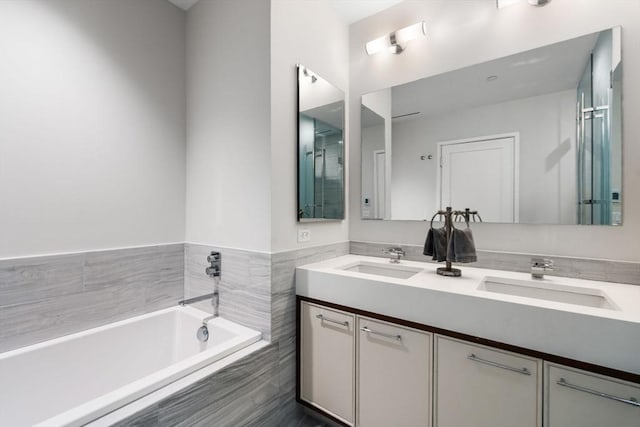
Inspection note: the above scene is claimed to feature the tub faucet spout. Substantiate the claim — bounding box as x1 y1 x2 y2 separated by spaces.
179 291 219 317
178 291 218 307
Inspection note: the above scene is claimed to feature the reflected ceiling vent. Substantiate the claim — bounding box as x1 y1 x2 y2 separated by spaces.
365 21 427 55
392 112 421 120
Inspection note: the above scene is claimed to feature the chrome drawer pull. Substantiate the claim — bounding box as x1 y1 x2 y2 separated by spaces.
557 378 640 408
467 354 531 376
315 314 349 327
360 326 402 341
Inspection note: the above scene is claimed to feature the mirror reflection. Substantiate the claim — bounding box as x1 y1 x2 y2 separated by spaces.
361 27 622 225
298 65 345 222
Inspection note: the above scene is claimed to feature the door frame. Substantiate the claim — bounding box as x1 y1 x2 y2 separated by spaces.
372 149 386 219
436 132 520 222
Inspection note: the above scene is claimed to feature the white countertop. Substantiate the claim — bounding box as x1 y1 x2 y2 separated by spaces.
296 255 640 374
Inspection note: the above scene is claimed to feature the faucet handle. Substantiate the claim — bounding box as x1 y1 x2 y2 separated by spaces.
383 247 405 255
531 257 553 269
205 265 221 277
383 247 405 263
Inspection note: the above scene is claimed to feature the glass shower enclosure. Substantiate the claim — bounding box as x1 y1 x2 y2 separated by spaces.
298 114 344 220
576 28 622 225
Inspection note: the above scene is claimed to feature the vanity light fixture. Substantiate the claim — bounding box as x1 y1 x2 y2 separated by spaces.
365 21 427 55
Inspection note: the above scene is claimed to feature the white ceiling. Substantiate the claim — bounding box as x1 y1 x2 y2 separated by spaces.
167 0 404 19
327 0 404 24
389 32 599 119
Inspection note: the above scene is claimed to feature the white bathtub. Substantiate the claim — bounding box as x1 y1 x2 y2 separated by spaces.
0 306 261 427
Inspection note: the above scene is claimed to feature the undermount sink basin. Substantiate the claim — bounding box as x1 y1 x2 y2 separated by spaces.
340 261 422 279
478 276 618 310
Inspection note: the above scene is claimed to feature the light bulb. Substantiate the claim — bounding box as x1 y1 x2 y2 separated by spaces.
394 21 427 45
365 35 390 55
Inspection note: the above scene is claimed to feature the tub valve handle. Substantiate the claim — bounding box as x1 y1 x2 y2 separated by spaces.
205 251 221 278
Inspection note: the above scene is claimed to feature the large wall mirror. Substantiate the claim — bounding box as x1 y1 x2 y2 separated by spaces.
361 27 622 225
298 64 345 222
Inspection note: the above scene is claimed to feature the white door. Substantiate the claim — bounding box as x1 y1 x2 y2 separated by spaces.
439 136 518 222
373 150 386 219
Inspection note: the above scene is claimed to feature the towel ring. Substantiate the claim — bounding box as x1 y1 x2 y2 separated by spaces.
429 212 445 229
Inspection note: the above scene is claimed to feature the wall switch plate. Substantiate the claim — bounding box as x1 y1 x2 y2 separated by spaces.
298 229 311 243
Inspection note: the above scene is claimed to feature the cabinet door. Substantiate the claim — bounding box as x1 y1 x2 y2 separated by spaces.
434 336 541 427
545 362 640 427
301 302 355 425
357 316 432 427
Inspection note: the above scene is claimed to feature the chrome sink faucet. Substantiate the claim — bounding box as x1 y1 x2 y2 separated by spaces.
531 257 554 279
383 247 405 263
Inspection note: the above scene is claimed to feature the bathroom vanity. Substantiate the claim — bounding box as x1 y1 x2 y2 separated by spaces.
295 255 640 427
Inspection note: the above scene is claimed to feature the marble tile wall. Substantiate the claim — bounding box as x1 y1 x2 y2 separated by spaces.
115 241 347 426
271 242 350 343
0 244 184 353
112 344 281 427
350 241 640 285
184 243 272 340
1 239 343 424
271 241 350 423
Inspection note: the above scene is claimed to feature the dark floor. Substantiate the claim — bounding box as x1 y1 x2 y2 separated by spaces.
295 410 343 427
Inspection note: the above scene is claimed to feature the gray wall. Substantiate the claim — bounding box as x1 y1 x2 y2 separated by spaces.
184 0 272 252
0 0 186 258
270 0 350 251
0 244 184 353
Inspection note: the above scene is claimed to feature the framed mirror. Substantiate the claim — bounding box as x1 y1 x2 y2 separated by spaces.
297 65 345 222
361 27 622 225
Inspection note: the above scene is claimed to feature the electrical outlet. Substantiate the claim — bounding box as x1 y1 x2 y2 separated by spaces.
298 229 311 243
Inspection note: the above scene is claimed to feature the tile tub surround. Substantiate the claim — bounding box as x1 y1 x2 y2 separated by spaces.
0 240 344 426
173 241 351 425
185 243 272 340
184 242 350 343
350 241 640 286
0 244 184 353
110 343 281 427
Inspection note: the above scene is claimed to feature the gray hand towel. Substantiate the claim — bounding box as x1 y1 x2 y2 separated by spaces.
446 226 477 263
424 227 447 262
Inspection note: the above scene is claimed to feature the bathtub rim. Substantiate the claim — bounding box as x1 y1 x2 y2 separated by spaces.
0 305 206 360
86 340 271 426
1 305 261 427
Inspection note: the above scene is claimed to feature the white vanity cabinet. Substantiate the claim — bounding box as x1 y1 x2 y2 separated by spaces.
298 298 640 427
434 336 542 427
545 362 640 427
300 302 355 425
357 317 432 427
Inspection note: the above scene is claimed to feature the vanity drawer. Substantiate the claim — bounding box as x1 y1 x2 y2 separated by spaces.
545 362 640 427
434 335 542 427
357 316 432 427
300 302 355 425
